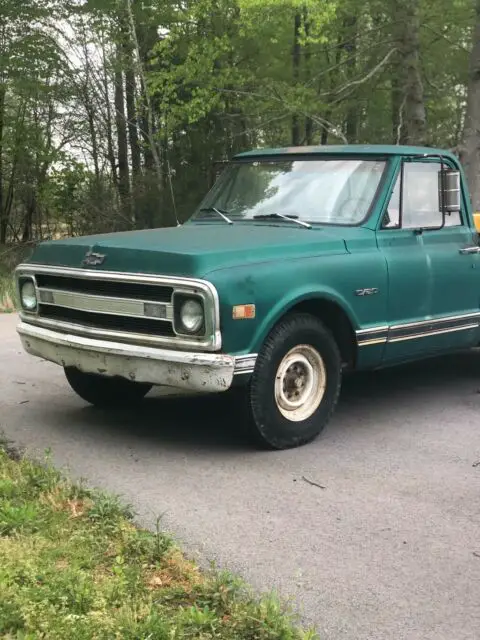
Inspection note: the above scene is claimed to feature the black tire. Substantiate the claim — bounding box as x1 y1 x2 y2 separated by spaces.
245 313 342 450
64 367 152 409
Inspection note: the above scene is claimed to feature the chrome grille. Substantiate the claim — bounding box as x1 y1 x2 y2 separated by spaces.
35 273 173 303
37 289 173 322
16 265 221 351
39 305 176 337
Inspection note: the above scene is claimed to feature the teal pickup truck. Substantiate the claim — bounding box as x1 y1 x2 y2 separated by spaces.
15 145 480 449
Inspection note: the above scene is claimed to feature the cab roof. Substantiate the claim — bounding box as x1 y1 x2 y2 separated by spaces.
234 144 457 161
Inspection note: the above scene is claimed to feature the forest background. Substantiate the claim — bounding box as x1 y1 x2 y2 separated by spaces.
0 0 479 249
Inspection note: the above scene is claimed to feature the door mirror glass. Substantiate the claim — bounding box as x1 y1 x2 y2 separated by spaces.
439 169 461 213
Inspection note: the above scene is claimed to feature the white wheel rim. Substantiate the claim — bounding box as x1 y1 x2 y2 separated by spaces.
274 344 326 422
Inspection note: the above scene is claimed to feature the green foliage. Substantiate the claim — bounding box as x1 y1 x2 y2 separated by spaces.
0 0 478 240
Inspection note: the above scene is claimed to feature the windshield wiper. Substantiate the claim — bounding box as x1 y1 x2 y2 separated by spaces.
198 206 234 225
253 213 312 229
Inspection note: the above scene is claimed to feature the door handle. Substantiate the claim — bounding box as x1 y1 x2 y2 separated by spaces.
459 246 480 254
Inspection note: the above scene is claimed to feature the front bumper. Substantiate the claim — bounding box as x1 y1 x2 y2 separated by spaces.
17 321 254 393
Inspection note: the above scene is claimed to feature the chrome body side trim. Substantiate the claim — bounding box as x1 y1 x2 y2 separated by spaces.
388 323 479 343
356 337 388 347
233 354 258 374
356 326 389 335
356 325 388 346
356 313 480 347
388 312 480 332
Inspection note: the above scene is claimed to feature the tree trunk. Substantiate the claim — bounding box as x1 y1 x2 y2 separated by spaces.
460 0 480 212
87 106 100 182
344 14 358 142
135 12 159 228
391 0 427 145
136 19 157 172
391 73 405 143
0 84 5 244
80 19 100 183
114 45 130 226
304 7 313 145
101 41 118 187
125 0 179 227
2 101 24 243
320 104 333 145
125 67 140 177
21 197 35 243
291 11 302 146
124 31 141 226
140 99 154 171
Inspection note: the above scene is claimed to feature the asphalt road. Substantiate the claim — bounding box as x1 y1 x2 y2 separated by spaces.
1 312 480 640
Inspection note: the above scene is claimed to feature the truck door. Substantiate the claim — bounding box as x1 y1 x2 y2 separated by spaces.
377 159 480 363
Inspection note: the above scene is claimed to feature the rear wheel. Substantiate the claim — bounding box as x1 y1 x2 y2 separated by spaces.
64 367 152 408
245 314 342 449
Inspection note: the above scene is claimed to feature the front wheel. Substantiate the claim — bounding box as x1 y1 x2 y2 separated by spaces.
245 314 342 449
64 367 152 408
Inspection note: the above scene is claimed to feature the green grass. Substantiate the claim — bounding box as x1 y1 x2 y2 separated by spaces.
0 442 318 640
0 243 33 313
0 274 16 313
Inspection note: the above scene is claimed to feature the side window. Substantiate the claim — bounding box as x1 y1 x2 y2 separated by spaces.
403 163 442 229
382 162 462 230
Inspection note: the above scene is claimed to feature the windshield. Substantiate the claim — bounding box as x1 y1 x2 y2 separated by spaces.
193 158 386 226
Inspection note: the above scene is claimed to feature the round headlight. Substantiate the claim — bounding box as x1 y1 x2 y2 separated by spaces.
20 280 37 311
180 299 204 333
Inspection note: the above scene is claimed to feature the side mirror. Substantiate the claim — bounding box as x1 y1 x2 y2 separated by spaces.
438 169 461 213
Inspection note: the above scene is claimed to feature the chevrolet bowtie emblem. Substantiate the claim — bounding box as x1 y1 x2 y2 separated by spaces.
82 250 106 267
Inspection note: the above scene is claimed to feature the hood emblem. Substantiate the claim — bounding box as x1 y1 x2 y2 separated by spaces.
82 250 106 267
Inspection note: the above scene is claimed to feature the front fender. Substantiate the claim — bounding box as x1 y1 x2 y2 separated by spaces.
248 285 360 355
206 249 388 356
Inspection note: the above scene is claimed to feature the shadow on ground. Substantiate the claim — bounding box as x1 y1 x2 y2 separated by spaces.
54 349 480 453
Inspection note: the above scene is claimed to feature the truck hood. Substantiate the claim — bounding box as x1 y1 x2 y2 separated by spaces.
29 223 348 278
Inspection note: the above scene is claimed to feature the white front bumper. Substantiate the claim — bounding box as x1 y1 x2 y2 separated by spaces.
17 321 240 393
